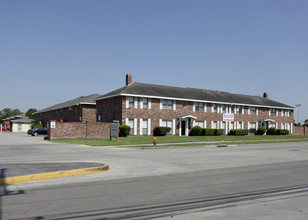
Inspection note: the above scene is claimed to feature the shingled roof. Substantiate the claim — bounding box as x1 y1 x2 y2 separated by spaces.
96 82 293 109
36 94 101 114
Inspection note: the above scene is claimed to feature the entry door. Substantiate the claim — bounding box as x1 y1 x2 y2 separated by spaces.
181 121 186 136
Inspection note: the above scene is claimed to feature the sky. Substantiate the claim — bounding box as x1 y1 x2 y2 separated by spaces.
1 0 307 123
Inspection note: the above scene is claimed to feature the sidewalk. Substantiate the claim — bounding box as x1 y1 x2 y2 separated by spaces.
0 162 109 185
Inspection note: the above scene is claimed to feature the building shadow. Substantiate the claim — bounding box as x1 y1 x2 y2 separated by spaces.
0 168 25 220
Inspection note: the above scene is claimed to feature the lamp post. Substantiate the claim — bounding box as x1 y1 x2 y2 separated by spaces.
295 104 301 124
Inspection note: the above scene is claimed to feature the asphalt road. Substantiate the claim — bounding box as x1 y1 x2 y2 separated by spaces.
2 161 308 219
1 133 308 219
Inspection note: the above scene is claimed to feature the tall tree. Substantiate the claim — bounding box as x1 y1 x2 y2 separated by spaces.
26 108 37 119
0 108 22 120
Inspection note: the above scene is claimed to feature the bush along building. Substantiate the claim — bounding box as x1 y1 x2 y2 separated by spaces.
95 74 294 136
35 94 101 127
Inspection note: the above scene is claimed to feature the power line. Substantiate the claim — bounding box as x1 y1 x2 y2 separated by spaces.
0 93 67 101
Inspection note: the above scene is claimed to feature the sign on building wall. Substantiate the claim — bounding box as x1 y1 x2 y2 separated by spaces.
51 121 56 128
223 113 234 122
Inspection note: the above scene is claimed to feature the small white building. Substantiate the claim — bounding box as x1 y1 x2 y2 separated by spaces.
2 114 34 132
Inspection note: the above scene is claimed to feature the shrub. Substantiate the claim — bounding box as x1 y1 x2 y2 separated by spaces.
215 129 224 136
257 127 266 135
190 126 202 136
267 127 277 135
276 129 289 135
31 124 43 129
202 128 215 136
153 127 171 136
229 129 249 136
119 125 131 137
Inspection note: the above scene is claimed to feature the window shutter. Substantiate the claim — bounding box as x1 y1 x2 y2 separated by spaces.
172 119 176 135
148 99 151 109
134 98 138 109
140 118 143 135
204 121 207 128
125 118 129 125
134 118 137 135
140 99 143 109
192 120 195 127
160 100 163 109
204 103 207 112
148 119 151 135
256 108 258 115
193 103 196 112
159 119 162 126
126 97 129 108
173 101 176 111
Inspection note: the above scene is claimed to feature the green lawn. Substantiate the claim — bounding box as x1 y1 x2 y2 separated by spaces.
50 135 308 147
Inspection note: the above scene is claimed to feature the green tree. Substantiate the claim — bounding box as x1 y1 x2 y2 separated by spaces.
26 108 37 119
0 108 22 120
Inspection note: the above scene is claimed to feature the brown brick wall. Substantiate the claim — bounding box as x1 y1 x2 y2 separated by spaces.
48 121 111 139
96 97 123 123
35 105 96 126
114 97 295 136
293 126 308 135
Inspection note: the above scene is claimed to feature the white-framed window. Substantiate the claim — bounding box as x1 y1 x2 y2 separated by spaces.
222 105 227 113
140 119 149 135
230 105 235 114
269 123 276 128
128 119 135 135
195 121 205 128
212 104 218 113
161 99 174 110
161 119 173 134
126 97 137 108
140 98 151 109
270 108 277 116
212 121 219 129
249 122 257 133
281 123 286 129
238 106 243 114
237 122 243 129
249 107 257 115
230 122 235 130
194 102 205 112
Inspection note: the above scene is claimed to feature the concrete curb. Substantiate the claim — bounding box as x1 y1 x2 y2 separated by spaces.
0 164 110 185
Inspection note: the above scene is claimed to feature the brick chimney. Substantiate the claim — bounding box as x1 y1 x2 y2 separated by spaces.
126 74 132 86
263 92 268 99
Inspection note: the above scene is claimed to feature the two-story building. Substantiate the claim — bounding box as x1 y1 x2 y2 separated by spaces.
35 94 101 126
95 74 294 136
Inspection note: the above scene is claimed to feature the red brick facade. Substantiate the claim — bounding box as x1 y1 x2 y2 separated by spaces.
48 121 110 139
96 96 295 136
35 104 96 126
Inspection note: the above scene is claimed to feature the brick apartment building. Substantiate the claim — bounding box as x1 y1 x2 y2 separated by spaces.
95 74 294 136
35 94 101 126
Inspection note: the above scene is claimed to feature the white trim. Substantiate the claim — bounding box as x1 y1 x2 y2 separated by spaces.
148 119 151 135
140 118 143 135
172 119 176 135
140 98 144 109
148 99 152 109
134 118 137 135
126 97 129 108
96 93 295 110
